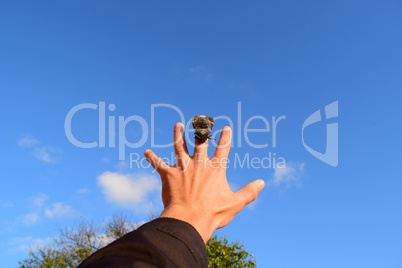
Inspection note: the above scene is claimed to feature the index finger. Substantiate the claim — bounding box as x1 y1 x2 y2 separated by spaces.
173 122 189 158
144 149 170 175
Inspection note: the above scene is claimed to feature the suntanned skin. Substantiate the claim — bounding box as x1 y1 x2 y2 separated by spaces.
144 123 265 243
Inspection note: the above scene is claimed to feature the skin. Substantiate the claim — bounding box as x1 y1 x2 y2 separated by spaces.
144 123 265 243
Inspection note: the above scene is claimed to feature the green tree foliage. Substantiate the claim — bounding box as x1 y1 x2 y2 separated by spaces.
207 236 256 268
19 214 256 268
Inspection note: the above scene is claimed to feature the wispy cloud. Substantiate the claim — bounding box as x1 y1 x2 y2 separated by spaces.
17 135 62 163
268 162 305 188
20 194 48 224
1 201 14 208
44 202 74 218
33 193 48 207
76 188 91 194
32 147 55 163
189 65 213 82
9 236 52 252
20 193 74 224
17 136 39 147
114 160 130 172
98 172 160 210
21 212 39 225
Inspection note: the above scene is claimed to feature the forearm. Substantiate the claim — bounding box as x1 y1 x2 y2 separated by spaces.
78 218 208 268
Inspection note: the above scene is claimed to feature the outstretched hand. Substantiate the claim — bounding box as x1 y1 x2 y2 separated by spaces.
144 123 264 242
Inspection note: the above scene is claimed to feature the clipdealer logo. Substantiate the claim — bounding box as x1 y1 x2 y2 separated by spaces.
64 101 339 167
302 101 339 167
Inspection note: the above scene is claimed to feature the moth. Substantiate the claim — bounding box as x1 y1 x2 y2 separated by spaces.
191 115 215 143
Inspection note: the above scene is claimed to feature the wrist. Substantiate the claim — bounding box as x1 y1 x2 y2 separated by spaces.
160 205 214 243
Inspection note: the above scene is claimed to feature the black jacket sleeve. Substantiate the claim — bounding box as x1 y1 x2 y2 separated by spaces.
77 217 208 268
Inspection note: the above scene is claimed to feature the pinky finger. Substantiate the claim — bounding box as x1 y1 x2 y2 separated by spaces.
144 149 170 174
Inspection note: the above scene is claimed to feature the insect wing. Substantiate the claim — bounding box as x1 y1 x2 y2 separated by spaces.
192 116 201 129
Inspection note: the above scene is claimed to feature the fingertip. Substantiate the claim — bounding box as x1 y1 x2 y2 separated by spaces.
257 180 265 191
215 127 232 151
144 149 158 162
174 122 184 129
222 126 231 132
144 149 152 157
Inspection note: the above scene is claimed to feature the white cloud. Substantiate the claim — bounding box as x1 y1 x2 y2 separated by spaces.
45 202 74 218
17 135 61 163
269 162 305 187
98 172 160 210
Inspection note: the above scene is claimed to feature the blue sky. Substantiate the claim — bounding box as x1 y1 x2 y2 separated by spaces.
1 0 401 267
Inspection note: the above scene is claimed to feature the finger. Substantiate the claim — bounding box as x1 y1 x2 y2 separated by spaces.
193 136 209 159
173 122 189 159
144 149 170 174
213 126 232 159
192 115 210 159
235 180 265 208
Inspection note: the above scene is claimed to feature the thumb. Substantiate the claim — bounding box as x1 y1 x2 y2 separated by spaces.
235 179 265 207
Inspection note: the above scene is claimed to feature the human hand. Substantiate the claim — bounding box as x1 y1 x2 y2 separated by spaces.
144 123 265 242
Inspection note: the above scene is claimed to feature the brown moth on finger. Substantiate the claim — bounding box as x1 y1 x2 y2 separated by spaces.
191 116 215 143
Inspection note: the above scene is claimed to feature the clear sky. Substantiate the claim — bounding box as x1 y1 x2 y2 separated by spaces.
1 1 401 267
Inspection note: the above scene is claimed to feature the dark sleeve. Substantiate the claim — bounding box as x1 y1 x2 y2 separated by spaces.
77 217 208 268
